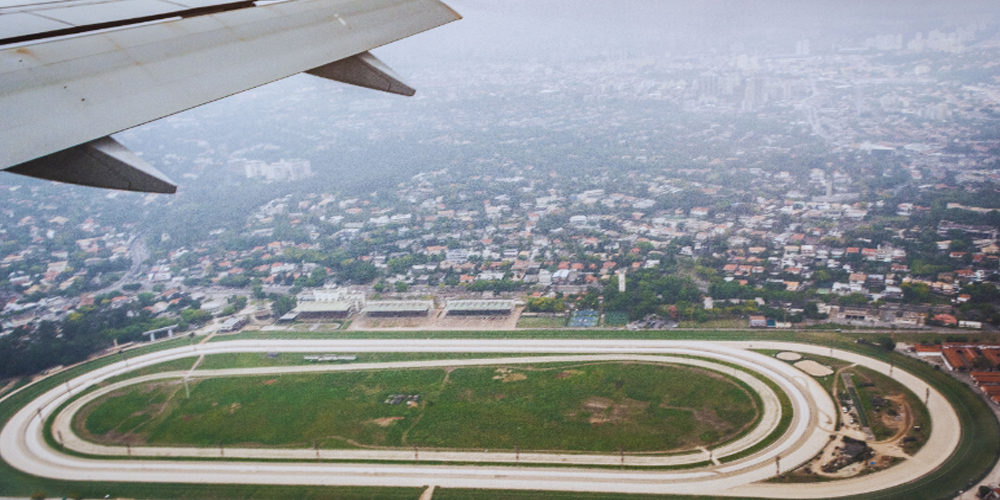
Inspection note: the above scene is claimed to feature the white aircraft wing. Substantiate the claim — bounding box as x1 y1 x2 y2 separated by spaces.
0 0 460 193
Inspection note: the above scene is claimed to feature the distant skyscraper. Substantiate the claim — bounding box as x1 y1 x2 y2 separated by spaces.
795 39 810 56
741 76 766 112
698 75 719 98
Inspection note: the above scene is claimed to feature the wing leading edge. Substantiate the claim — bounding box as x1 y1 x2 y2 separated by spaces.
0 0 460 193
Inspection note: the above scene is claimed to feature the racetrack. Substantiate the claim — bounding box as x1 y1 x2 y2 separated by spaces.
54 354 783 466
0 339 961 498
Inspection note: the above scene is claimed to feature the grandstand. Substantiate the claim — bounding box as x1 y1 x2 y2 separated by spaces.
445 299 514 316
292 300 356 320
291 288 365 320
363 300 434 318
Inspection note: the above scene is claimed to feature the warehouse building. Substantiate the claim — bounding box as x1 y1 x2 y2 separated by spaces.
292 300 357 320
363 300 434 317
444 299 514 316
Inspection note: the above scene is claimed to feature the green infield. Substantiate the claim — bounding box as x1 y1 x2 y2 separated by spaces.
78 362 759 453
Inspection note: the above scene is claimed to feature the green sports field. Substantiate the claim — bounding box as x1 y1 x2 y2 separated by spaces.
79 362 759 453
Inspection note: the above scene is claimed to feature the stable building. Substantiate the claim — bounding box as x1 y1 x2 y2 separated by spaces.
444 299 514 316
363 300 434 317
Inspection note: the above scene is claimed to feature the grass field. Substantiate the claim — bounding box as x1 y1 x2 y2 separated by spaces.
676 319 745 329
80 362 759 453
516 316 567 328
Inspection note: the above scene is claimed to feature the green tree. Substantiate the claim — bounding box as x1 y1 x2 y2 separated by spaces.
271 294 297 317
137 292 156 307
181 308 211 324
839 293 869 308
229 295 248 311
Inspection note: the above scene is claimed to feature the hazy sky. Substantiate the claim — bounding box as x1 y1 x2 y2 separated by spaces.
380 0 1000 63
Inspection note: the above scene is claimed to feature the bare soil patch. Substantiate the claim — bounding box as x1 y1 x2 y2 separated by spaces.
581 396 648 425
368 417 404 427
794 360 834 377
492 367 527 383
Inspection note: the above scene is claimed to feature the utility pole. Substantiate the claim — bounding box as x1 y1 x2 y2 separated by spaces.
414 444 418 462
925 387 930 405
620 446 625 468
218 440 224 457
775 455 781 475
515 445 519 464
314 440 320 461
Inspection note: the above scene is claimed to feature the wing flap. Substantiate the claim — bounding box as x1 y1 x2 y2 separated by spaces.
308 51 416 97
5 137 177 193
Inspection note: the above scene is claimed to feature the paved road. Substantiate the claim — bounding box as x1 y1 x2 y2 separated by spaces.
93 235 146 296
0 339 960 498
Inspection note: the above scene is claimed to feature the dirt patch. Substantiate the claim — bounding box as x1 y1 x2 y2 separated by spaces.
493 367 527 383
368 417 404 427
794 360 834 377
583 396 614 412
693 408 730 432
263 379 277 385
877 395 913 444
442 367 456 385
228 403 241 415
581 397 648 425
776 352 802 361
609 398 649 423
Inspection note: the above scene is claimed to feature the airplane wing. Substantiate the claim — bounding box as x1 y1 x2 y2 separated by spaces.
0 0 460 193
